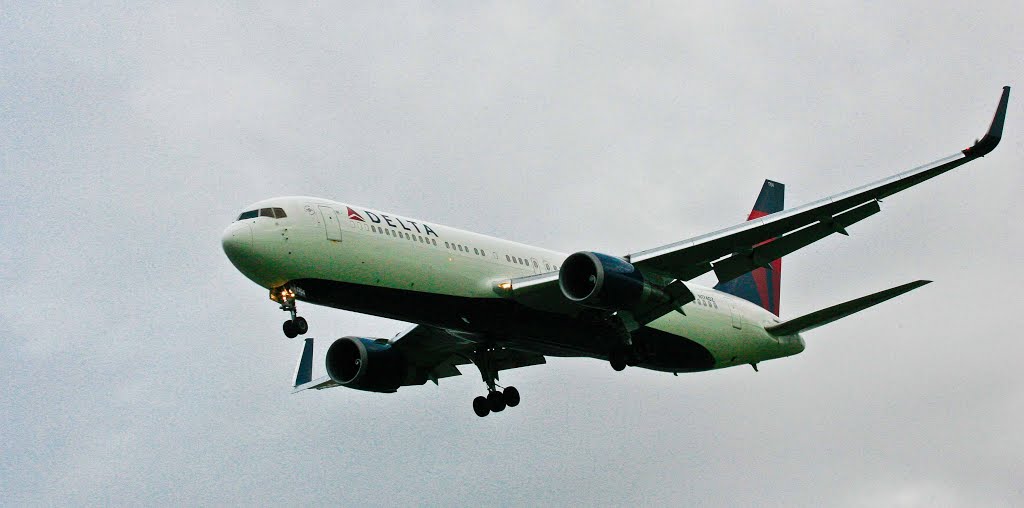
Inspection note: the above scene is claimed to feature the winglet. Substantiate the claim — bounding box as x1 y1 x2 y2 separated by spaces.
963 86 1010 158
293 337 315 387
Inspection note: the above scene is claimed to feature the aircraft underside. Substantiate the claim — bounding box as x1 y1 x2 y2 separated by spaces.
289 278 717 373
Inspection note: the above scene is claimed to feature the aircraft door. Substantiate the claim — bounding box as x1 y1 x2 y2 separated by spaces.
319 205 342 242
727 300 744 330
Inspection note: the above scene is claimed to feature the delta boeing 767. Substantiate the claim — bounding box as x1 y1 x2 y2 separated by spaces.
223 87 1009 417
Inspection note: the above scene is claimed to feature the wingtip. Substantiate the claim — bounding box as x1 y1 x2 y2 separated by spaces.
963 86 1010 158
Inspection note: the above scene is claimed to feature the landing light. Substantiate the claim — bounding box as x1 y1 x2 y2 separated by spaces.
271 287 295 303
498 281 512 291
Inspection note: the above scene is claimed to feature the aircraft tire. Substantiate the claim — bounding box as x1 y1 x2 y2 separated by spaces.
283 320 299 338
294 316 308 334
503 386 520 407
625 352 639 367
473 396 490 417
609 350 627 371
488 391 506 412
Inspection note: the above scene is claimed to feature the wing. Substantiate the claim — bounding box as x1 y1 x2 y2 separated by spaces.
292 325 546 392
501 87 1009 323
629 86 1009 283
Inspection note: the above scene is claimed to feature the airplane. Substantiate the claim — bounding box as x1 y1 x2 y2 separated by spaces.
222 87 1009 417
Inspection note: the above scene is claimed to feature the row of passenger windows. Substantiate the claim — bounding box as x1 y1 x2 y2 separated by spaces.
370 225 438 246
237 207 287 221
502 255 559 271
366 223 558 272
506 254 534 267
445 241 486 257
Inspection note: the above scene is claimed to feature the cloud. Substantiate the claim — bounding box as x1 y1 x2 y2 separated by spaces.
2 2 1021 505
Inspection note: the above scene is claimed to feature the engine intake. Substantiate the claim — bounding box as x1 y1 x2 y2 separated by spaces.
559 251 663 310
325 337 407 393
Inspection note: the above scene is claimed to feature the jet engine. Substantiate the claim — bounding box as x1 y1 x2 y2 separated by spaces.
325 337 407 393
558 251 666 310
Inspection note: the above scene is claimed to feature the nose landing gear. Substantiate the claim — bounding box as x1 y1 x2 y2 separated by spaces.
282 316 308 338
471 346 522 418
273 287 308 338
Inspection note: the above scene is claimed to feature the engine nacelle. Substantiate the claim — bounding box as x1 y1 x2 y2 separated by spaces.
559 251 666 310
325 337 407 393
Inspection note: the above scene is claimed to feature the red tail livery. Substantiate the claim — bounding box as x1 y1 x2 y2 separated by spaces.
714 180 784 315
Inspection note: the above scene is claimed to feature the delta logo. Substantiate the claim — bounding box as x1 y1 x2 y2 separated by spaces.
346 207 365 221
346 206 439 237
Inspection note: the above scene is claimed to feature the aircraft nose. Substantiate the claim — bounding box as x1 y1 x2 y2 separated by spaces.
222 222 253 266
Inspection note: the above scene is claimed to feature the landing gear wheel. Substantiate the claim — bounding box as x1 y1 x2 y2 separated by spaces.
503 386 520 407
473 396 490 417
609 349 627 371
488 391 506 412
283 319 299 338
625 351 640 367
293 316 308 335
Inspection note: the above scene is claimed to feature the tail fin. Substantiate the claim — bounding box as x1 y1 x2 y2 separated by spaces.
714 180 785 315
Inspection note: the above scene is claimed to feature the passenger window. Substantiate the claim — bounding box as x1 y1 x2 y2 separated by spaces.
480 250 486 256
273 207 287 218
260 208 274 217
506 255 511 262
473 248 479 255
431 239 437 246
237 210 258 220
545 263 550 270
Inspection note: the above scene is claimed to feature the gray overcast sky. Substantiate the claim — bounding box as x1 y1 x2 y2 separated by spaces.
2 2 1022 506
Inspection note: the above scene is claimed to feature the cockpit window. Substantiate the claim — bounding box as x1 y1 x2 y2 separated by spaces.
237 207 287 221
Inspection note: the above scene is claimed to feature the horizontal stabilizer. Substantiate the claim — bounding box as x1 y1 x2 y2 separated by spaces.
765 280 931 336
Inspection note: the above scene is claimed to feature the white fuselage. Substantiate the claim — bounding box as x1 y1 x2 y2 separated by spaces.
222 197 805 372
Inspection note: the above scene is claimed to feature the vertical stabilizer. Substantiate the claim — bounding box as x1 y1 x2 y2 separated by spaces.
714 180 784 315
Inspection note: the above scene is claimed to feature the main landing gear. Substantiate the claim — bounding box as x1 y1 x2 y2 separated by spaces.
274 287 308 338
608 346 640 372
603 313 640 372
471 346 521 418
